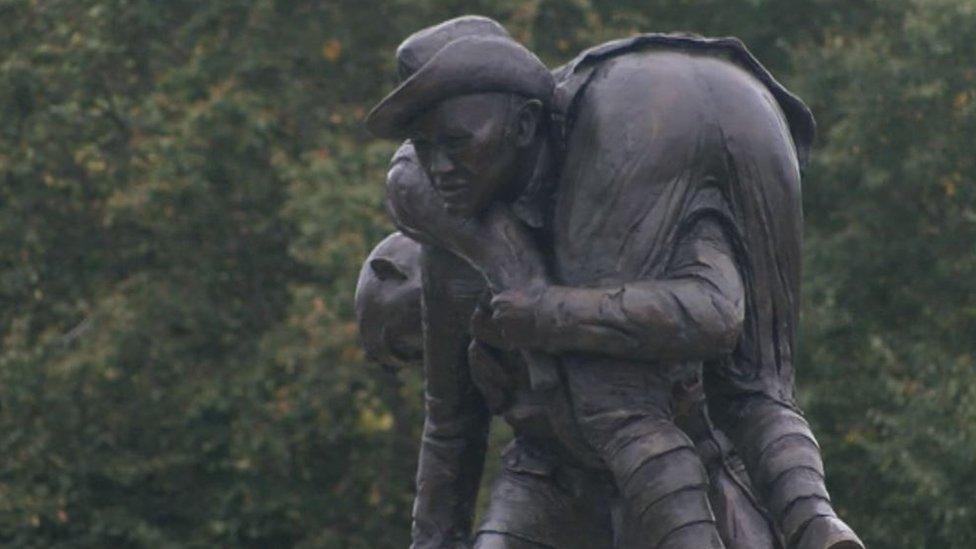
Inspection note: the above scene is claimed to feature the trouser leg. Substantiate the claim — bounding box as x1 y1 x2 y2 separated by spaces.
601 417 725 549
562 359 724 548
720 399 862 549
676 397 778 548
473 533 552 549
476 439 615 549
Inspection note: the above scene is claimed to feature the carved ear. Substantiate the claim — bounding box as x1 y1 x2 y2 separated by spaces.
370 258 408 281
515 98 543 148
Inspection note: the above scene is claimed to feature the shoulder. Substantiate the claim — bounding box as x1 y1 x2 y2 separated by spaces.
387 141 423 192
384 141 437 245
553 34 814 168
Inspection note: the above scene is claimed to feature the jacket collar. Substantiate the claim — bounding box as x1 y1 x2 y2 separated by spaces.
510 137 556 229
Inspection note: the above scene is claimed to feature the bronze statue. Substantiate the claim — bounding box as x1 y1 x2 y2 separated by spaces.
359 15 863 549
357 228 779 548
355 231 424 372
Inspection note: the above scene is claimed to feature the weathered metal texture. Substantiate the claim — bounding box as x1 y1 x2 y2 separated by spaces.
358 15 863 549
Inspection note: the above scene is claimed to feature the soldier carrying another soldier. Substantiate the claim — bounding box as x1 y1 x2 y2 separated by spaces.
361 15 863 549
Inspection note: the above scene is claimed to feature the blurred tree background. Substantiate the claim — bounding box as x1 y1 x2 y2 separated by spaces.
0 0 973 547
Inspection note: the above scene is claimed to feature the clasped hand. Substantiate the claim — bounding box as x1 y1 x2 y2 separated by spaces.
471 280 550 351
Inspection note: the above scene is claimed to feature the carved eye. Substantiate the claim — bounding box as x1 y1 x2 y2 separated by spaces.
370 258 408 281
443 135 470 152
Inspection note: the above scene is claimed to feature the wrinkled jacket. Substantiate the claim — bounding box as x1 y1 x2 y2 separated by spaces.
545 34 813 410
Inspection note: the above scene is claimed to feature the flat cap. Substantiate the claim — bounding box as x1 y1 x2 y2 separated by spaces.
366 35 554 139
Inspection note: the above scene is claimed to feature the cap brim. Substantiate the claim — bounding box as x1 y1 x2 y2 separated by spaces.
364 69 431 139
365 36 554 139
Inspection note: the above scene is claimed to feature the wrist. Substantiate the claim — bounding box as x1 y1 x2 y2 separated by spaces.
533 284 563 350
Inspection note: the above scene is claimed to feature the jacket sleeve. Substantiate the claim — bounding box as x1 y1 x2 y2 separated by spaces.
411 244 490 549
534 214 745 362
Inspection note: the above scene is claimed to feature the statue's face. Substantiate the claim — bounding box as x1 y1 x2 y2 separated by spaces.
355 233 424 371
410 93 519 217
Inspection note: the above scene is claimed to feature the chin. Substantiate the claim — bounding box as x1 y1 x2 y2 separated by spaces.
444 202 477 217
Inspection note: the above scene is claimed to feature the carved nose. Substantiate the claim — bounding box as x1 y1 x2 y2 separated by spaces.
428 149 453 175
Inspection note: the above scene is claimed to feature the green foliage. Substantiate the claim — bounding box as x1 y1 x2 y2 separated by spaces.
0 0 973 547
793 2 976 546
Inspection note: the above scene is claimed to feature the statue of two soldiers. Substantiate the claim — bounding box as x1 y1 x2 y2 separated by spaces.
356 15 863 549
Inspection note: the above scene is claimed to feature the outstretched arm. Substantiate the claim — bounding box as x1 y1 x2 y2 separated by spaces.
480 215 745 362
385 142 547 292
411 245 490 549
385 142 561 389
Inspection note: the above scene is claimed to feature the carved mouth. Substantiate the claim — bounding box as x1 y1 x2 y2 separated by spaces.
382 328 422 366
437 185 468 201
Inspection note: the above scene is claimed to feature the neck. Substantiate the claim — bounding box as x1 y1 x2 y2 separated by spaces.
502 134 545 202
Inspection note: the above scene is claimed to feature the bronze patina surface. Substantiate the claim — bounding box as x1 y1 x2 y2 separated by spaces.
358 15 863 549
